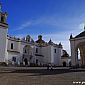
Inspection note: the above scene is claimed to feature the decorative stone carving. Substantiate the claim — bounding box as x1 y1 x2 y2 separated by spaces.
26 35 30 42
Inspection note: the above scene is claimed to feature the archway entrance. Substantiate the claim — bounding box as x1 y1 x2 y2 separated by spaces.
76 44 85 67
24 58 28 65
63 62 66 67
23 45 33 65
70 30 85 67
36 59 38 65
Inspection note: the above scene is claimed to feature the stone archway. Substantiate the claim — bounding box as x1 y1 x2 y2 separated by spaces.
23 45 32 54
70 31 85 67
24 58 28 65
63 62 66 67
23 45 33 65
76 43 85 67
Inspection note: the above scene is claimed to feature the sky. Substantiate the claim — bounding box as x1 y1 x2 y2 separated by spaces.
1 0 85 55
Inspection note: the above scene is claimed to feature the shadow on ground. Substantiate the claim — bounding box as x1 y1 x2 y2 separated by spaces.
0 68 85 76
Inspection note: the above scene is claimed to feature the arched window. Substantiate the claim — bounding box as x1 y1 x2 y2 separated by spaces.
63 62 66 67
78 48 81 60
1 16 4 23
25 49 27 53
11 43 13 49
12 57 16 62
54 49 56 53
36 48 38 53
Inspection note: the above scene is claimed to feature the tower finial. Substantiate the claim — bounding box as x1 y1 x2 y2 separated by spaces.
84 25 85 31
70 33 73 39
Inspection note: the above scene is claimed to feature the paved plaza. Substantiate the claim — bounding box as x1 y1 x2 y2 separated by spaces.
0 67 84 85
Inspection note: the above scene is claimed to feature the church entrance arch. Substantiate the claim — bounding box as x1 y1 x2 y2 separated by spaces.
70 30 85 67
24 58 28 65
75 42 85 67
63 62 66 67
23 45 33 65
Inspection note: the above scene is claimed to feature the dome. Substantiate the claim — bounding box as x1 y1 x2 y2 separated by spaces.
36 39 45 43
36 35 45 43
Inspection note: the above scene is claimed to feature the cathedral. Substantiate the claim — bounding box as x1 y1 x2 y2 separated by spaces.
0 3 70 66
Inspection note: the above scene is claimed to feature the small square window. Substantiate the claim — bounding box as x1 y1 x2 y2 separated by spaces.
36 48 38 53
54 49 56 53
1 16 4 23
25 49 27 53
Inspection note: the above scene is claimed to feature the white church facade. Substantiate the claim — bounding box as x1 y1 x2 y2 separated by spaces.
0 3 71 66
6 35 62 66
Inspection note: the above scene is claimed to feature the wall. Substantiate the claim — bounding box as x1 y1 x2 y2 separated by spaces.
7 51 21 65
41 46 51 64
7 39 20 52
6 38 63 66
61 58 71 66
53 47 62 66
0 26 8 62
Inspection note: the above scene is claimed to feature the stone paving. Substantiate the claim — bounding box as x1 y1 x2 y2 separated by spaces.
0 67 84 85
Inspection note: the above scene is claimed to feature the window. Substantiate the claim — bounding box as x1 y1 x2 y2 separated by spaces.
25 49 27 53
11 43 13 49
54 49 56 53
36 48 38 53
12 57 16 62
36 59 38 64
1 16 4 23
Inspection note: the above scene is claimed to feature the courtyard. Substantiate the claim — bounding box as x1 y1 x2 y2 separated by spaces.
0 67 84 85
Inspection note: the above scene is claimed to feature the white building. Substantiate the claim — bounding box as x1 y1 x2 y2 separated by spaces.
6 34 63 66
61 50 71 67
0 3 70 66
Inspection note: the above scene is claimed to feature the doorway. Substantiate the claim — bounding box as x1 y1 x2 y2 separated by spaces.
24 58 28 65
63 62 66 67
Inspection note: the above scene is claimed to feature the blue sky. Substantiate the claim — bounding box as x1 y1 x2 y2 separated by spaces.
1 0 85 55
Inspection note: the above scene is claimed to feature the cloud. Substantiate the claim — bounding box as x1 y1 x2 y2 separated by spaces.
12 15 85 33
14 21 32 31
13 18 44 31
12 16 69 31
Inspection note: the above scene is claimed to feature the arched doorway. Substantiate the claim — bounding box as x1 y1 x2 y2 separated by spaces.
23 45 33 65
76 44 85 67
23 45 32 55
63 62 66 67
24 58 28 65
36 59 38 65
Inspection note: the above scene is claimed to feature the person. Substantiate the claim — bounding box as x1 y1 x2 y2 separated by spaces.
47 64 49 70
50 64 53 70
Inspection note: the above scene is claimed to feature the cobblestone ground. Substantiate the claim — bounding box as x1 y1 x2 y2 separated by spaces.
0 67 84 85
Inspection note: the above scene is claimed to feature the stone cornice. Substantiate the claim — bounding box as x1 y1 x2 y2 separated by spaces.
7 50 20 53
0 22 8 28
70 36 85 41
7 38 21 42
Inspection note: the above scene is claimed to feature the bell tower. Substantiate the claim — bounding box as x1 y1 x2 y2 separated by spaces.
0 3 8 62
